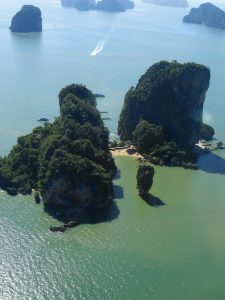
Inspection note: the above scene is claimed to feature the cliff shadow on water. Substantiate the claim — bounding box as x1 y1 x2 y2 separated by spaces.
44 201 120 226
198 151 225 175
113 167 124 199
141 193 165 208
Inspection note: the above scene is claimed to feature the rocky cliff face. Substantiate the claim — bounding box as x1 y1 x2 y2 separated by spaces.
183 2 225 29
118 61 210 147
41 175 113 210
9 5 42 33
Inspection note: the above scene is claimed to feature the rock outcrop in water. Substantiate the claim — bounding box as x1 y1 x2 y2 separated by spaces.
183 3 225 29
137 164 154 197
118 61 210 168
0 84 116 216
9 5 42 33
61 0 96 10
142 0 188 8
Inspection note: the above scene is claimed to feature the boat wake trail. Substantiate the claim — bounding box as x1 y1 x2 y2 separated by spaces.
90 30 113 57
90 39 106 56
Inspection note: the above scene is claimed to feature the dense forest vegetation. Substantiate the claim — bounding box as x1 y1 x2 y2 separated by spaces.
0 84 116 211
118 61 212 168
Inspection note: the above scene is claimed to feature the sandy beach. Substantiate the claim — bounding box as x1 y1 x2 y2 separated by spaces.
110 148 143 159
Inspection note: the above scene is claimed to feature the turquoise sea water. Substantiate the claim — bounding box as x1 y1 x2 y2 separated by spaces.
1 0 225 299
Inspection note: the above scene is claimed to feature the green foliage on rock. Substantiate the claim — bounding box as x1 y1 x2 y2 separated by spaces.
118 60 210 168
59 83 96 107
0 84 116 210
137 163 154 197
146 141 198 169
133 120 164 153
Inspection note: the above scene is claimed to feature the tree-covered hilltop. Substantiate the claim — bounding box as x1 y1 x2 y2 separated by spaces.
0 84 116 211
118 61 212 168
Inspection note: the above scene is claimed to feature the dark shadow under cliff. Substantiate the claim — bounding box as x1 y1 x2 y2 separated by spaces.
198 151 225 175
113 184 124 199
113 168 121 180
141 193 165 208
112 167 124 199
44 200 120 226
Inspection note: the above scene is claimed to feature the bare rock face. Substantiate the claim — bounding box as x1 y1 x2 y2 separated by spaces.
42 177 113 210
9 5 42 33
118 61 210 147
183 2 225 29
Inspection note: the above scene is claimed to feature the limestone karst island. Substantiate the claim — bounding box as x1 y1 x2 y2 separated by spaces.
0 84 116 223
183 2 225 29
9 5 42 32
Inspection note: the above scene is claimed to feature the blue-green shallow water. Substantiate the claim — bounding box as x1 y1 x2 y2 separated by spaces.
1 156 225 299
1 0 225 299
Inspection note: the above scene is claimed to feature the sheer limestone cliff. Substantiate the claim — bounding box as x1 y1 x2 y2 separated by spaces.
118 61 210 167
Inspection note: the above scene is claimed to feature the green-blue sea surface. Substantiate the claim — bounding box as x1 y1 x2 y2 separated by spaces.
1 0 225 299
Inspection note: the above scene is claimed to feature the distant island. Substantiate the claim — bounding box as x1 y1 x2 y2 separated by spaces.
183 2 225 29
61 0 96 10
118 61 212 168
9 5 42 33
142 0 188 8
37 118 49 122
0 84 116 220
61 0 134 12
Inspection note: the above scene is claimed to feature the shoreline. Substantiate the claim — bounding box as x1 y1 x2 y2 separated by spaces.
110 148 143 159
